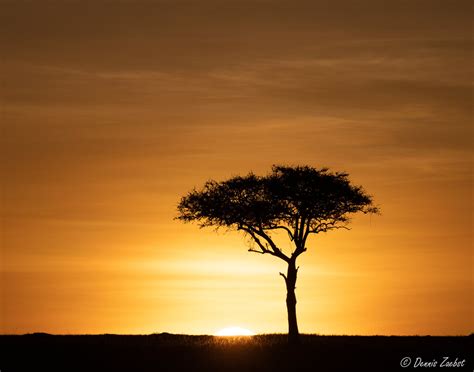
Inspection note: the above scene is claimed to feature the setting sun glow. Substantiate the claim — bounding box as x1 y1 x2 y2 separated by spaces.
215 327 255 336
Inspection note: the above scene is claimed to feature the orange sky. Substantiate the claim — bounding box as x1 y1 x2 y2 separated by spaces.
1 0 472 335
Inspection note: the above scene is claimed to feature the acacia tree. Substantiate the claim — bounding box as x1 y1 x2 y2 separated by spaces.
177 165 378 344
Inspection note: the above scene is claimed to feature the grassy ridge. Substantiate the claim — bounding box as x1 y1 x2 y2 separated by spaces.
1 334 472 372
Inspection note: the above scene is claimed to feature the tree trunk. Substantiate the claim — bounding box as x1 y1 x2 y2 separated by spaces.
285 259 300 345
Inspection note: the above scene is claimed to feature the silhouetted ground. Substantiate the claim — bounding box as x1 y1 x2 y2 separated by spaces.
0 333 472 372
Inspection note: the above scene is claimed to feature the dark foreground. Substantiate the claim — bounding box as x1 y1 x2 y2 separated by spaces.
1 334 472 372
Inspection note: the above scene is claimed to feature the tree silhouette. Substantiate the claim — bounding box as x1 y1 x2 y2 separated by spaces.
177 165 378 344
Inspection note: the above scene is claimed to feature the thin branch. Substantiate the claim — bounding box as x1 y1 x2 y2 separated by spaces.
248 248 267 255
243 228 270 253
297 215 306 244
294 216 299 245
293 220 309 259
266 225 295 241
239 226 289 262
302 218 312 246
312 222 351 233
251 226 290 262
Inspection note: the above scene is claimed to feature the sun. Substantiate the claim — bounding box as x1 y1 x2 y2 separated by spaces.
214 326 255 336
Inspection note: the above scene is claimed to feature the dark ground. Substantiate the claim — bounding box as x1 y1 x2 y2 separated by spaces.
0 333 472 372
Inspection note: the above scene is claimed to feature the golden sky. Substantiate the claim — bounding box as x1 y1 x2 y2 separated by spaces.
1 0 472 335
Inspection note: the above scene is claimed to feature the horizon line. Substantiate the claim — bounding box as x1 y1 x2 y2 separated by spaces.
2 332 472 337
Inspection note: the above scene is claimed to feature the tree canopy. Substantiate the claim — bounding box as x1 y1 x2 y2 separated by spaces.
177 165 378 262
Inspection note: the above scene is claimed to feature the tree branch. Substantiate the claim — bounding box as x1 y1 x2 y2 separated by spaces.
292 218 309 259
266 225 295 241
252 225 290 262
297 215 306 244
243 228 270 253
312 221 351 234
248 248 267 255
292 246 307 259
302 218 312 247
239 225 289 262
294 216 299 245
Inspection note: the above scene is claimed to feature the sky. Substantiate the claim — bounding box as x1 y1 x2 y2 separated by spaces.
1 0 472 335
